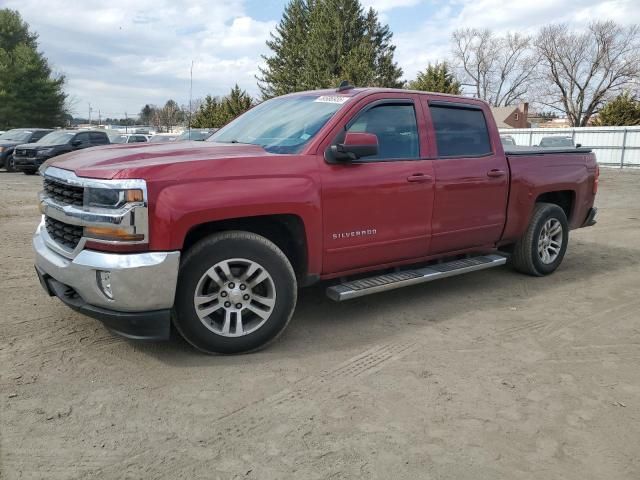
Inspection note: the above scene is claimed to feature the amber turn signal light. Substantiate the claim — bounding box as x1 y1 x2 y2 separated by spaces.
124 189 144 203
84 225 144 242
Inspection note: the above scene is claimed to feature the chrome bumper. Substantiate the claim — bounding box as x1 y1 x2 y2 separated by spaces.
33 220 180 312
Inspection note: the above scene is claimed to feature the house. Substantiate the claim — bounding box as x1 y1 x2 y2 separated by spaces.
490 103 530 129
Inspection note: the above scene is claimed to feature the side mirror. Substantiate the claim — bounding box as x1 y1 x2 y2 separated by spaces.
330 132 379 161
71 140 82 147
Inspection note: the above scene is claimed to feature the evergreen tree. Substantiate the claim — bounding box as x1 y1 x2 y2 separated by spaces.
258 0 403 98
139 104 153 125
0 9 66 128
222 84 253 120
192 95 225 128
408 62 462 95
192 86 254 128
594 92 640 126
258 0 311 98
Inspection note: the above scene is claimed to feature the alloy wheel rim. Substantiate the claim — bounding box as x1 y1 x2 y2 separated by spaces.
193 258 276 337
538 218 563 264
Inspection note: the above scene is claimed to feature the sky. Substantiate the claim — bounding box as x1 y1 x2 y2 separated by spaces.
4 0 639 119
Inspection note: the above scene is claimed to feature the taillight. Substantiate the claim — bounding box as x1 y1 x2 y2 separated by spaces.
593 165 600 194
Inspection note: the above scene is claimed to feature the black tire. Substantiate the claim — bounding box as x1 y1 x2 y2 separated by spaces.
4 155 15 172
511 202 569 276
173 231 297 354
23 169 37 175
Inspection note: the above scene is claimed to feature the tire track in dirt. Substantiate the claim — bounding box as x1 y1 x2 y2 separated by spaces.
86 341 417 479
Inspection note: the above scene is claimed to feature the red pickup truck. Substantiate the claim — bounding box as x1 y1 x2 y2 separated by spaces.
34 87 599 354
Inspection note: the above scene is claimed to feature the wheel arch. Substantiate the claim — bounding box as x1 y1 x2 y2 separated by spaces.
535 190 575 223
182 214 310 284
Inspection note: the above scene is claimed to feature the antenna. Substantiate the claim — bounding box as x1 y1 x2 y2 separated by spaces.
336 80 354 92
189 60 194 140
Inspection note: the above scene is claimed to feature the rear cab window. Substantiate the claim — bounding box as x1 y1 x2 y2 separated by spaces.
429 103 492 157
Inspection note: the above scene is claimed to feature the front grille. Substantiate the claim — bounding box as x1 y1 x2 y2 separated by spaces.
26 150 37 158
45 216 83 250
43 178 84 207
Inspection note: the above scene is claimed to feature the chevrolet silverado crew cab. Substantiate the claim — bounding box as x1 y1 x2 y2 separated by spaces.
33 86 599 354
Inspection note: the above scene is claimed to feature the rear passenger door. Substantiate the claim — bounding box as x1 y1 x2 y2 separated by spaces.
423 99 509 254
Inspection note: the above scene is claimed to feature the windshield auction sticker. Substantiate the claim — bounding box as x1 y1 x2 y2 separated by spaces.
314 96 350 104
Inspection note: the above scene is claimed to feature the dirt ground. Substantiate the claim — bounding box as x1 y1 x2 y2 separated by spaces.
1 168 639 480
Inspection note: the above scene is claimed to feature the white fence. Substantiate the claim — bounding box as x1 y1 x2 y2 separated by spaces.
499 126 640 167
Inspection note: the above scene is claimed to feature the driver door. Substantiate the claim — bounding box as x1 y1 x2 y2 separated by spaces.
319 93 435 274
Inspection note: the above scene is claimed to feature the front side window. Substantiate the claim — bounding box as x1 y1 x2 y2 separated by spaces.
347 103 419 160
75 132 90 145
209 95 349 154
430 105 492 157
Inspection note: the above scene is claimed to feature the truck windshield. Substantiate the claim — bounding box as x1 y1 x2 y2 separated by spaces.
38 131 75 145
208 95 348 153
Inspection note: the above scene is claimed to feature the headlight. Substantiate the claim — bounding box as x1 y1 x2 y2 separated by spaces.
84 188 144 209
0 147 4 153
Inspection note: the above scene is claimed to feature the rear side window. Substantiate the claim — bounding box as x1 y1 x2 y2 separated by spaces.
31 131 49 142
347 103 419 160
90 132 109 145
430 105 492 157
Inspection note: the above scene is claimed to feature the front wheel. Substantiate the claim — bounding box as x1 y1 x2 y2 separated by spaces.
4 155 15 172
173 231 297 354
511 202 569 276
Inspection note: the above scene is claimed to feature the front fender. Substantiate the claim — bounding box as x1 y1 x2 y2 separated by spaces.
149 175 323 274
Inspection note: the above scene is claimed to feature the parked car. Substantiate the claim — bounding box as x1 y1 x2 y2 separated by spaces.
539 136 575 148
149 133 179 143
34 87 599 354
14 130 110 175
0 128 53 172
108 133 150 144
175 129 217 141
500 135 516 146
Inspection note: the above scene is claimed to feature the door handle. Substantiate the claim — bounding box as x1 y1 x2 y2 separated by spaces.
407 173 432 183
487 169 506 178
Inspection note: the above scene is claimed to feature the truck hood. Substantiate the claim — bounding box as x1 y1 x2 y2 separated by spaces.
45 141 273 179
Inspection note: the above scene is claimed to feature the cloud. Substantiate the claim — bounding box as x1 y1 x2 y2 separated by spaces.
393 0 640 81
362 0 424 12
5 0 274 117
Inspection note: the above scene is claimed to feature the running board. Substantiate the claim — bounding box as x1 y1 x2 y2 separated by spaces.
326 254 507 301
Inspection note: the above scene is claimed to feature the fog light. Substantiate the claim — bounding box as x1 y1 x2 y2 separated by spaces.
97 270 113 299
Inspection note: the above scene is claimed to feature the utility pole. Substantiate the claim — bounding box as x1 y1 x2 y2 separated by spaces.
189 59 194 139
98 109 101 126
125 112 128 134
88 102 92 126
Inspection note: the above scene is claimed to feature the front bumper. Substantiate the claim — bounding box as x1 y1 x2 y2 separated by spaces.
33 222 180 340
14 156 45 171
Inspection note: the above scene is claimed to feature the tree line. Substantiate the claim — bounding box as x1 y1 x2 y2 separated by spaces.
2 2 640 130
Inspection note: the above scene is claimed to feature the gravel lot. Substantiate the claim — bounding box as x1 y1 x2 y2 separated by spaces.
1 168 639 479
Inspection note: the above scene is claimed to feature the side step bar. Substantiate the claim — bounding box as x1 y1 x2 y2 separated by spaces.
326 254 507 301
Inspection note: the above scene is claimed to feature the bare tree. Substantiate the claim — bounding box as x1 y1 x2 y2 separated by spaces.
452 28 537 106
535 21 640 127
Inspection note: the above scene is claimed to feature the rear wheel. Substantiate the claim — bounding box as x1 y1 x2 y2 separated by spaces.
173 231 297 354
23 169 37 175
511 203 569 276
